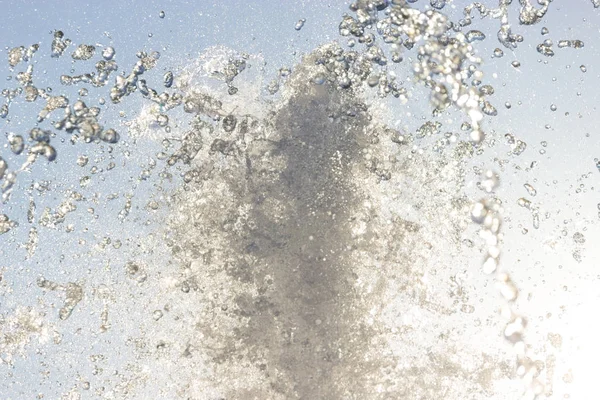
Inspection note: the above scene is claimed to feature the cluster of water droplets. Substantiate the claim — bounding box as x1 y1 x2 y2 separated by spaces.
0 30 176 234
0 0 595 398
472 172 544 399
536 26 585 58
332 1 588 397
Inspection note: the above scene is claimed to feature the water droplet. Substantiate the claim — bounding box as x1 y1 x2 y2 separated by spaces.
71 44 95 61
295 18 306 31
466 30 486 43
573 232 586 244
99 128 119 143
497 273 519 302
524 183 537 196
504 315 527 344
470 129 485 143
163 71 174 88
471 201 488 224
481 170 500 193
517 198 532 209
533 213 540 229
8 134 24 155
102 46 115 60
153 310 164 321
482 101 498 116
430 0 446 10
483 256 498 274
77 155 89 167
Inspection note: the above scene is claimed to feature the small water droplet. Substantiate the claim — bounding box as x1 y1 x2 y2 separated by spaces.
294 18 306 31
